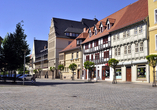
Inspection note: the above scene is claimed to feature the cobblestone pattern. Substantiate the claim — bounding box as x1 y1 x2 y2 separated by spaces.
0 79 157 110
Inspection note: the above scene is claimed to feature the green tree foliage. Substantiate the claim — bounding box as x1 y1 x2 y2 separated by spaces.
108 58 119 84
84 61 94 81
58 65 64 79
1 22 30 82
69 63 77 80
146 55 157 87
50 67 56 79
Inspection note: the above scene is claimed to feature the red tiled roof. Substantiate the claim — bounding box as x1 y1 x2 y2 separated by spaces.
82 0 148 44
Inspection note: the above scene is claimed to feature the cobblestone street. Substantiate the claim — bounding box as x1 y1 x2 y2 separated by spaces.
0 79 157 110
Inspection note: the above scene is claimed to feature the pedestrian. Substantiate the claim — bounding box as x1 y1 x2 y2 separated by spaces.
31 74 36 84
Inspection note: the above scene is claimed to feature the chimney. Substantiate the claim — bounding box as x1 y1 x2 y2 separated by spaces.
83 27 87 32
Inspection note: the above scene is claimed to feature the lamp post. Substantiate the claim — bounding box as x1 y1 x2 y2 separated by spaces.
22 49 27 85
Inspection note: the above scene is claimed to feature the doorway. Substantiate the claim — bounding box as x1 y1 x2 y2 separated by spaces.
126 68 131 82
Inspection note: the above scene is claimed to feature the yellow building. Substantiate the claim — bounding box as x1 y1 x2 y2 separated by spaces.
59 32 88 80
148 0 157 82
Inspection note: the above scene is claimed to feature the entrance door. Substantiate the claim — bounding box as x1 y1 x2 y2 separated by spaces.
77 70 79 79
85 69 87 79
102 66 105 80
126 68 131 82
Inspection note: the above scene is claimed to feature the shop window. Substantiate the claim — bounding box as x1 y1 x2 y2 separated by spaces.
116 69 121 79
105 69 110 78
137 66 146 78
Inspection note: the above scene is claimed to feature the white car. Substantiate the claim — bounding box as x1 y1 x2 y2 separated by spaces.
18 74 32 81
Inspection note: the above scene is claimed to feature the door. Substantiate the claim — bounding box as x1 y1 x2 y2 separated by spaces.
126 68 131 82
77 70 79 79
85 69 87 79
102 66 105 80
98 70 99 79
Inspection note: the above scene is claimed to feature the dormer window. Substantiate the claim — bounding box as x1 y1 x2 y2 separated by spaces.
95 29 97 35
100 26 103 33
107 23 110 30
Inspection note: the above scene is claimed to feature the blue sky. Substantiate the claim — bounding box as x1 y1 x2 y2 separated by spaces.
0 0 137 54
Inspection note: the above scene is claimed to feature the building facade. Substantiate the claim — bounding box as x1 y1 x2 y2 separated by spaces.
148 0 157 82
48 18 98 78
59 32 88 79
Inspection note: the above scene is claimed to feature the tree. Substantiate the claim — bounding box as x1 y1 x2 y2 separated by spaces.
50 67 56 79
69 63 77 80
146 55 157 87
108 58 119 84
58 65 64 80
84 61 95 81
1 21 30 83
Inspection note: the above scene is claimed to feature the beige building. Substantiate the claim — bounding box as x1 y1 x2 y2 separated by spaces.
48 18 98 78
59 32 88 79
148 0 157 82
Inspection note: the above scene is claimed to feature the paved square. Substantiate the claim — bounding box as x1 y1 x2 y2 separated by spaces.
0 79 157 110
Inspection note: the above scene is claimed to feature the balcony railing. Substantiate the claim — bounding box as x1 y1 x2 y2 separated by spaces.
83 41 111 54
84 55 111 64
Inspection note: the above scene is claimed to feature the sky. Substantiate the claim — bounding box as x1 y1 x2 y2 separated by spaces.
0 0 137 55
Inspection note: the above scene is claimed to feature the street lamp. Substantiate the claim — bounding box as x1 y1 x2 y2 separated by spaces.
22 49 27 85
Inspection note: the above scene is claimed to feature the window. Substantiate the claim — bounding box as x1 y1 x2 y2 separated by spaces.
94 40 98 47
155 9 157 23
116 69 121 79
86 55 89 61
95 53 99 60
139 25 142 33
124 45 127 54
115 48 117 56
91 42 92 48
89 32 92 38
76 52 78 58
128 45 131 54
77 40 79 45
104 51 109 58
134 27 137 35
117 34 119 40
140 42 143 51
72 33 75 37
72 53 73 59
127 30 130 37
66 33 70 36
103 37 108 44
100 26 103 32
135 43 138 52
95 29 97 35
118 47 120 55
68 41 72 45
76 34 79 37
107 23 110 30
91 54 93 61
123 31 126 38
137 65 146 78
155 34 157 50
113 35 116 41
85 44 89 49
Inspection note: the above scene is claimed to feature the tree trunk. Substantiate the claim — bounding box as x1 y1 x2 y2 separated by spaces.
72 71 74 80
112 67 117 84
152 67 156 87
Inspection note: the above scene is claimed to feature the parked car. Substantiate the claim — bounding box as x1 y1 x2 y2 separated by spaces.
18 74 32 81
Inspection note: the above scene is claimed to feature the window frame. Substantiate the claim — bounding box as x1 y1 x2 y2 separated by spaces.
117 33 119 40
124 45 127 54
139 25 143 34
135 43 139 53
140 42 144 52
155 8 157 24
134 27 137 35
118 47 120 55
123 31 126 38
155 34 157 50
113 35 116 41
128 45 131 54
115 48 117 56
127 30 130 37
